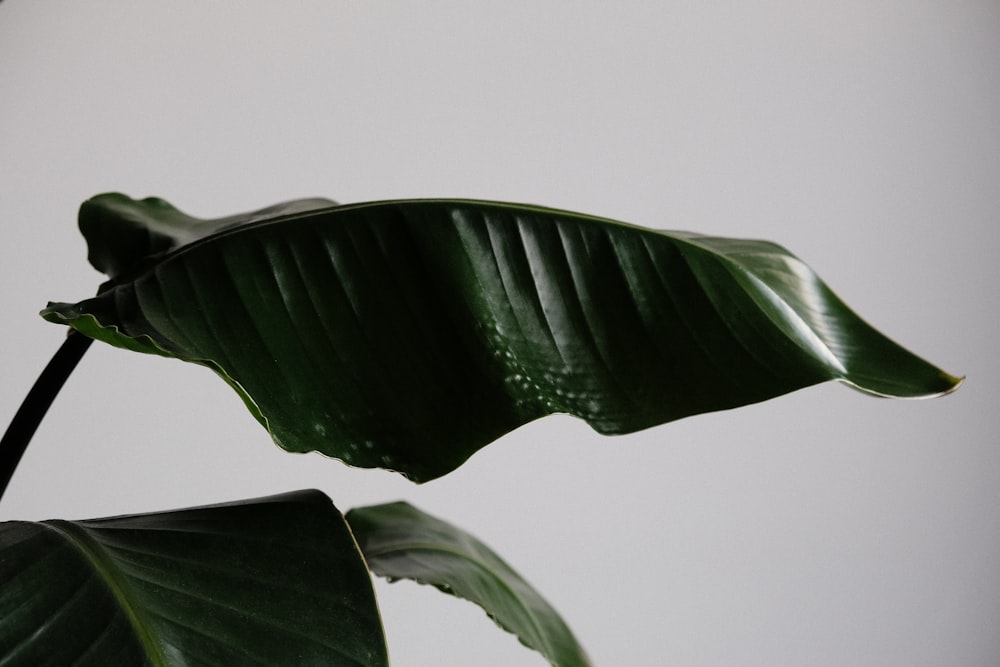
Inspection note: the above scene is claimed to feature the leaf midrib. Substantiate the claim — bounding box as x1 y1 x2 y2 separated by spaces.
99 199 702 291
42 521 167 667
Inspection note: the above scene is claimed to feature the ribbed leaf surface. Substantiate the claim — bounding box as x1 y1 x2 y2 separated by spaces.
348 502 591 667
42 194 960 482
79 193 337 280
0 490 388 666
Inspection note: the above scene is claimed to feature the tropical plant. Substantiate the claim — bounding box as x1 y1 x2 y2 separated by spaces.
0 193 960 666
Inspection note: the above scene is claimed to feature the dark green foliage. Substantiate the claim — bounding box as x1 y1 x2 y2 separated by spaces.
43 195 958 482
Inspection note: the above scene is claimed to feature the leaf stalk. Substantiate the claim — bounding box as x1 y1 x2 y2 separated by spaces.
0 330 92 504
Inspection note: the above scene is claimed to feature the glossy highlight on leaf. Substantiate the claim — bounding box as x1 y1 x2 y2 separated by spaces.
0 490 388 666
348 502 592 667
42 194 961 482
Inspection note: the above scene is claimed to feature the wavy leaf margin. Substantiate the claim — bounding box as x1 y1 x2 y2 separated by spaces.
42 195 961 481
348 501 592 667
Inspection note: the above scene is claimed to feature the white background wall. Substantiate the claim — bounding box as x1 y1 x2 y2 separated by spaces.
1 2 997 665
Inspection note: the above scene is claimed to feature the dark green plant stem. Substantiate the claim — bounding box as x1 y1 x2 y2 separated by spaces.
0 330 92 504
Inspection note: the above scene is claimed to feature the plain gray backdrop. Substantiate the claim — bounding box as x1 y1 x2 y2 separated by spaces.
1 2 997 665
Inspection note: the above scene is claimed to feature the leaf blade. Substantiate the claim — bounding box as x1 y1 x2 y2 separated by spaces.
0 490 388 667
42 196 961 481
348 501 592 667
79 192 338 280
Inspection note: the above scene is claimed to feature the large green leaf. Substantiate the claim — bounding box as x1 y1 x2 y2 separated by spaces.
347 501 591 667
42 194 960 482
0 490 388 666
